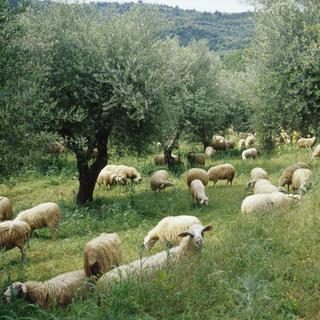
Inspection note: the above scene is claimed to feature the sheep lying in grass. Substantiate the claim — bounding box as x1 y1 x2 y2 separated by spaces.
15 202 61 236
204 146 215 158
241 192 300 214
297 136 316 148
97 224 212 289
311 144 320 159
242 148 258 161
245 135 254 148
186 168 209 187
150 170 173 192
278 162 310 191
143 215 202 250
84 233 122 278
207 164 235 186
186 153 205 166
252 179 285 194
292 168 312 194
189 180 208 206
0 196 13 222
0 220 31 263
4 270 89 308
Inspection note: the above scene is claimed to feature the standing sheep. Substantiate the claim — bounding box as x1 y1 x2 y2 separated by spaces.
186 153 205 166
150 170 173 192
297 136 316 148
0 196 13 221
278 162 310 191
242 148 258 161
212 135 226 150
96 170 118 188
207 164 235 186
245 135 254 148
311 144 320 159
225 140 235 150
0 220 31 263
239 139 246 149
144 215 202 250
241 192 300 214
186 168 209 187
292 168 312 194
4 270 89 308
204 146 216 158
189 180 208 205
84 233 122 278
15 202 61 236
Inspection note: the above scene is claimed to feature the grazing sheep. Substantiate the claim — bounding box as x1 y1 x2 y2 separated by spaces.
204 146 216 158
154 154 180 166
239 139 246 149
242 148 258 161
96 170 117 188
253 179 285 194
225 140 235 150
297 136 316 148
212 135 226 150
15 202 61 236
189 180 208 205
245 135 254 148
117 165 142 184
48 142 65 155
186 168 209 187
0 220 31 263
84 233 122 278
97 224 212 289
98 165 142 184
241 192 300 214
186 153 205 166
207 164 235 186
144 215 202 250
0 196 13 222
4 270 89 308
150 170 173 192
292 168 312 194
239 132 251 139
250 167 268 181
311 144 320 159
278 162 310 191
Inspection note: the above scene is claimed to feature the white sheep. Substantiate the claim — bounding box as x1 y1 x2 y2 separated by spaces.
15 202 61 236
297 136 316 148
242 148 258 161
4 270 89 308
189 180 208 206
143 215 202 250
150 170 173 192
241 192 300 214
212 135 226 150
96 223 212 289
311 144 320 159
207 164 235 186
292 168 312 194
204 146 216 158
278 162 310 191
0 196 13 222
250 167 268 181
245 135 254 148
186 168 209 187
96 170 118 188
239 139 246 149
252 179 285 194
84 233 122 278
0 220 31 263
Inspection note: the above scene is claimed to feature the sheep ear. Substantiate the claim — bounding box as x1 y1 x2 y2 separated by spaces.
202 225 213 233
178 231 193 238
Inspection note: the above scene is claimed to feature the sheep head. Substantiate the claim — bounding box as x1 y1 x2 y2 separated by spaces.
178 224 212 249
4 282 27 303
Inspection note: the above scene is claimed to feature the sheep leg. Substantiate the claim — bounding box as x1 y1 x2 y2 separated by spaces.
20 246 27 264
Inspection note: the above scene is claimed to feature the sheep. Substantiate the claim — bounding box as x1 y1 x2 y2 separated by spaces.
292 168 312 194
4 270 89 308
239 139 246 149
144 215 202 250
250 167 268 181
279 131 291 144
96 170 117 188
98 165 142 184
84 233 122 278
189 180 208 205
204 146 216 158
252 179 285 194
245 135 254 148
278 162 310 191
154 154 181 166
212 135 226 150
186 168 209 187
186 153 205 166
48 141 65 155
96 224 212 289
15 202 61 236
225 140 235 150
241 192 300 214
116 165 142 184
311 144 320 159
239 132 251 139
150 170 173 192
0 220 31 263
242 148 258 161
297 136 316 148
207 164 235 186
0 196 13 221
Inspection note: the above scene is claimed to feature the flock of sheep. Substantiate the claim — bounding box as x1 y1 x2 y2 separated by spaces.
1 131 319 309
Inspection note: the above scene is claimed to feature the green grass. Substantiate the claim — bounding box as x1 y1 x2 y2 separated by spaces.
1 145 320 319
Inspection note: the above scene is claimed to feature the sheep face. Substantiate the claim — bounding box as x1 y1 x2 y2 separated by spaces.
143 235 158 251
4 282 27 303
178 224 212 248
200 197 208 206
133 175 142 184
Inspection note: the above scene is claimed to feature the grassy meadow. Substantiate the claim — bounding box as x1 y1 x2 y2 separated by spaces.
1 144 320 319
